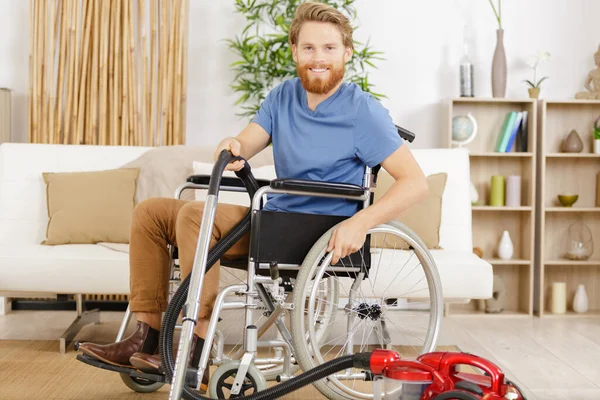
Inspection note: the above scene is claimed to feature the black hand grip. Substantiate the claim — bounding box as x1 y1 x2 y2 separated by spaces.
395 124 416 143
208 149 248 195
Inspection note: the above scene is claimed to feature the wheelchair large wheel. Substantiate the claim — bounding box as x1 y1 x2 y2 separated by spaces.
290 220 443 400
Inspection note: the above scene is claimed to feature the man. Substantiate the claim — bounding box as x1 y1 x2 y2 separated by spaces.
77 0 428 392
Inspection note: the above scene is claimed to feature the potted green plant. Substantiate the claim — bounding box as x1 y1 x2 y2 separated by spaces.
524 51 551 99
226 0 385 118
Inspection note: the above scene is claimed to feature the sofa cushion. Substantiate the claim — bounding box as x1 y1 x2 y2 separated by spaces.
42 168 140 245
0 244 255 296
371 172 447 249
0 244 131 294
339 249 492 300
0 245 488 301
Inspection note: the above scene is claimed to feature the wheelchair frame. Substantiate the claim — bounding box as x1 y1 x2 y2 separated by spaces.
167 161 374 398
107 126 443 399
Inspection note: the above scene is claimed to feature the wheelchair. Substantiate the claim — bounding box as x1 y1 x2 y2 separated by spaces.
78 126 444 400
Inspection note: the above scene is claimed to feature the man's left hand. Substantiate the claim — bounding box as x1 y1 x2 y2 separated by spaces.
327 216 369 265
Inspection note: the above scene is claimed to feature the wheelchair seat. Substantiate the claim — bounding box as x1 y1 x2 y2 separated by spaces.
249 209 369 278
174 209 370 279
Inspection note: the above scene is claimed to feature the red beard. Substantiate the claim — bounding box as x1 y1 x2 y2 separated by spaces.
297 62 345 95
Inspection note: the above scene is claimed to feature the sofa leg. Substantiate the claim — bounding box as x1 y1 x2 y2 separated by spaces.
59 294 100 355
0 297 11 315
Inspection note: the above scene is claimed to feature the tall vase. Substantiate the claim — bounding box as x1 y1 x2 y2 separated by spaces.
491 29 507 98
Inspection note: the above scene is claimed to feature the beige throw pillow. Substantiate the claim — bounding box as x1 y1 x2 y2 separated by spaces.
371 171 447 249
42 168 140 245
120 145 215 204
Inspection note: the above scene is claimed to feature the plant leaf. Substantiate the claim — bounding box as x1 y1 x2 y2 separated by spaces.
536 76 549 87
228 0 385 113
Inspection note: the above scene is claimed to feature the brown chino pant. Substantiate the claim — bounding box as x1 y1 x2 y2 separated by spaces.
128 198 250 320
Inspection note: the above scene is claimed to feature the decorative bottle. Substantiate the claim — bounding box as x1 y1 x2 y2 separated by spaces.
460 37 474 97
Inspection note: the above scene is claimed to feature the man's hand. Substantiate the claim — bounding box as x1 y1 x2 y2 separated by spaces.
214 137 245 171
326 216 369 265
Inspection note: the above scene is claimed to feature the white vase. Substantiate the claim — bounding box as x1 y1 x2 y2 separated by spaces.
470 181 479 205
573 284 589 313
497 230 513 260
594 139 600 154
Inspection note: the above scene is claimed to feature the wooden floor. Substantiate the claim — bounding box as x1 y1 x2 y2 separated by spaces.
1 310 600 399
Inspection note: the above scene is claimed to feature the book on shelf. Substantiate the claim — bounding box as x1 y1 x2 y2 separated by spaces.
494 111 528 152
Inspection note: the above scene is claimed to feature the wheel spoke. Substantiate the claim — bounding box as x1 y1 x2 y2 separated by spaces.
291 222 443 400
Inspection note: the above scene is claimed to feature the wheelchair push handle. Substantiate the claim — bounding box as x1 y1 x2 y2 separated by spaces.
395 124 416 143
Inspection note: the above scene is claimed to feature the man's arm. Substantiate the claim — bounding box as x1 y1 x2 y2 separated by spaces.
327 144 429 264
214 122 271 170
354 144 429 229
235 122 272 160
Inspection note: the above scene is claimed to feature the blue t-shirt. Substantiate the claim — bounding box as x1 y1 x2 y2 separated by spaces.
251 77 403 217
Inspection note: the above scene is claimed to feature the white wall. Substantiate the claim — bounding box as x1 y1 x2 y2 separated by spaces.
1 0 599 148
0 0 29 144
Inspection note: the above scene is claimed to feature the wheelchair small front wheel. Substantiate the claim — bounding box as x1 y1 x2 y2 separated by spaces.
119 373 165 393
291 220 443 400
209 360 267 398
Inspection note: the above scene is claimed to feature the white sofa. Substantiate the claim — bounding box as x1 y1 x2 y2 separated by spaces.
0 143 492 352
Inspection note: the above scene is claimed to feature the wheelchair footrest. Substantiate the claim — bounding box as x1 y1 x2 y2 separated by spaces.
76 354 203 387
76 354 168 383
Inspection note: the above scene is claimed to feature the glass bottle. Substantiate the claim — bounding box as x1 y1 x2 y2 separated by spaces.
460 33 474 97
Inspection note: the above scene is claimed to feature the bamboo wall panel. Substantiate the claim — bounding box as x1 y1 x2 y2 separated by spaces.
28 0 190 146
0 89 11 143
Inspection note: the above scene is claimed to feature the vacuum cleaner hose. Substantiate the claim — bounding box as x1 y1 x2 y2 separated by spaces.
159 151 265 399
218 354 356 400
160 213 252 400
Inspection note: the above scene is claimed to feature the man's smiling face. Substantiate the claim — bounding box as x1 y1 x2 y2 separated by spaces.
293 21 352 95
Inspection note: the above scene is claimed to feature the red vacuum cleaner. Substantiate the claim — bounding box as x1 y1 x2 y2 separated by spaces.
370 349 526 400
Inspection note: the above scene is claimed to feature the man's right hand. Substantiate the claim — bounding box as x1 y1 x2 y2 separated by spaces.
214 137 246 171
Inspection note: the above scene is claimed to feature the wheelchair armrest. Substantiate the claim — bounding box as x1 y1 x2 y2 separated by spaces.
187 174 271 188
270 178 366 197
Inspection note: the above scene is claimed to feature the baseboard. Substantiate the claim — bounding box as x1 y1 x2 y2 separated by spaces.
10 298 128 312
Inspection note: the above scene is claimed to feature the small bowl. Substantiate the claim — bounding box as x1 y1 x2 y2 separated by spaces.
558 194 579 207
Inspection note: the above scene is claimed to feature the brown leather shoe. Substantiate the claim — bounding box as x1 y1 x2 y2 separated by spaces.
130 335 209 392
78 321 159 368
